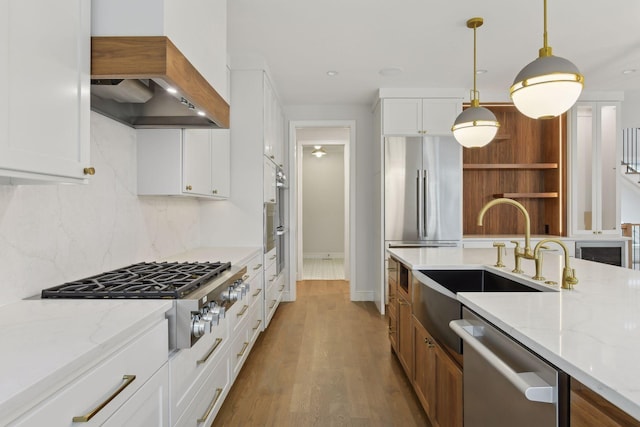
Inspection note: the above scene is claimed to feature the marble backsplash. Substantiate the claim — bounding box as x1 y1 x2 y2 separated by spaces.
0 113 202 304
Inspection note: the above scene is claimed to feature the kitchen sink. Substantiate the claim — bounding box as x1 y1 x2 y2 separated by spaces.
412 269 541 355
418 269 539 294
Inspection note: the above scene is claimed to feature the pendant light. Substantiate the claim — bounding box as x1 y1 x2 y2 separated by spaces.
452 17 500 148
510 0 584 119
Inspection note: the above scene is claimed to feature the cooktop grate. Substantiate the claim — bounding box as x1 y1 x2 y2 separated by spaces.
41 261 231 299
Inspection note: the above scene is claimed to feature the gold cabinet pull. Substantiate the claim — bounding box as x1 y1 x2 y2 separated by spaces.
268 275 276 282
398 299 410 306
388 327 396 335
268 300 277 309
269 255 277 260
196 338 223 366
212 189 218 194
253 264 263 271
237 342 249 357
83 167 95 176
185 185 192 191
243 274 250 281
197 388 223 423
72 375 136 422
237 304 249 317
252 289 262 297
253 319 262 331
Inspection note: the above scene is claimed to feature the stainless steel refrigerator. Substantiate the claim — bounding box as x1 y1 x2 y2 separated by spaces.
384 136 462 247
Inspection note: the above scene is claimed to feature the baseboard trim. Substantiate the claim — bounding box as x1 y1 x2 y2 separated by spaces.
303 252 345 259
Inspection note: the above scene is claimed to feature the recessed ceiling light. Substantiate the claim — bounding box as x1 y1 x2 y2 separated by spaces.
197 111 206 116
623 69 636 75
326 70 339 77
379 67 404 77
166 87 178 94
476 69 488 74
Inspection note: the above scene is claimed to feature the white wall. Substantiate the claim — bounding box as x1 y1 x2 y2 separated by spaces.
302 146 344 257
285 104 376 300
0 112 202 304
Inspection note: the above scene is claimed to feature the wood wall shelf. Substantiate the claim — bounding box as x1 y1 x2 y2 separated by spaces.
493 192 559 199
464 163 559 170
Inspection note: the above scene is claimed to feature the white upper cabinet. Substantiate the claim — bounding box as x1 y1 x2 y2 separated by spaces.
92 0 228 102
0 0 91 183
137 129 230 199
264 157 277 204
382 98 461 136
263 74 285 166
570 102 621 236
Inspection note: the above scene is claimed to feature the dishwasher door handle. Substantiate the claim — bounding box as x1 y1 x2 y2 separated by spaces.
450 319 556 404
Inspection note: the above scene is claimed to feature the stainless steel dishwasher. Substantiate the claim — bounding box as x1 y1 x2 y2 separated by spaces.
450 308 569 427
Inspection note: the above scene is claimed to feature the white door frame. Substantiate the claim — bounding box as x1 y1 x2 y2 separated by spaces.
288 120 356 301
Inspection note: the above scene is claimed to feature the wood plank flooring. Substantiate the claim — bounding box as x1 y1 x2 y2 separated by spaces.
212 280 430 427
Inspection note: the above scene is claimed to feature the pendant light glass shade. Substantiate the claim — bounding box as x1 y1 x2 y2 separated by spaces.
452 17 499 148
510 0 584 119
452 102 500 148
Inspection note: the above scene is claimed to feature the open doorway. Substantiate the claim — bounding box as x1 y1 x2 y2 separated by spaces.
288 121 356 301
301 143 346 280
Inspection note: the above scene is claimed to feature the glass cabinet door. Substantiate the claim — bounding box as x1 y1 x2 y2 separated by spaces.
571 102 620 236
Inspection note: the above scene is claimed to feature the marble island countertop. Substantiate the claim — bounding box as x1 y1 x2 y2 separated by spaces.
388 246 640 421
0 246 260 424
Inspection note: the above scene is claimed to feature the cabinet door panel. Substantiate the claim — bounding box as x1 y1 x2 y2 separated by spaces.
413 319 435 416
599 104 618 231
211 130 230 198
383 99 422 135
421 100 459 135
0 0 89 181
397 295 413 377
182 129 212 195
435 346 463 427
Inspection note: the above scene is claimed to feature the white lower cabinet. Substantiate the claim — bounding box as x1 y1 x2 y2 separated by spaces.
168 318 229 426
103 364 169 427
11 320 168 426
174 353 230 427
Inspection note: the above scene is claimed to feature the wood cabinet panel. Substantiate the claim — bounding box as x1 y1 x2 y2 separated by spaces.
571 379 640 427
412 318 435 417
397 293 413 378
434 347 463 427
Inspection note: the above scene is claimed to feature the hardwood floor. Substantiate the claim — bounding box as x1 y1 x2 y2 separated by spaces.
212 280 430 427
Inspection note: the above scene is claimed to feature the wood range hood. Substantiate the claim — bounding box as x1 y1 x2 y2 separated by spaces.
91 36 229 129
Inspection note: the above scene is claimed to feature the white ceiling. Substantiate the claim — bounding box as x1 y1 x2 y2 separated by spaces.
228 0 640 106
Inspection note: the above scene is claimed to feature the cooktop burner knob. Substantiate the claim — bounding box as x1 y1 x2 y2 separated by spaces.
201 307 219 326
191 315 210 338
210 303 226 319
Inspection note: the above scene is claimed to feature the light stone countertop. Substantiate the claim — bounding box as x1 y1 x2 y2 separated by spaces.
0 246 261 424
388 246 640 421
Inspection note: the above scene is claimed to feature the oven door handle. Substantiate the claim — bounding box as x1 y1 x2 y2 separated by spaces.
450 319 556 404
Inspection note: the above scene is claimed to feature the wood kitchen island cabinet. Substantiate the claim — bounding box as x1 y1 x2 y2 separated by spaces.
387 256 463 427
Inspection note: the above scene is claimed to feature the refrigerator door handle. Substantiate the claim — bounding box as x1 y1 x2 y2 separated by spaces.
423 169 428 238
416 169 423 237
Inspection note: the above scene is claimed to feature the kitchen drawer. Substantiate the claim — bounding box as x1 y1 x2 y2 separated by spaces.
168 317 228 425
12 320 168 426
248 297 263 341
174 352 230 427
264 247 277 269
265 275 283 327
265 262 277 292
245 252 264 283
229 322 251 380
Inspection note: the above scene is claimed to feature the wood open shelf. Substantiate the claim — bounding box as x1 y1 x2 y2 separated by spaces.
493 192 559 199
462 104 567 236
464 163 559 170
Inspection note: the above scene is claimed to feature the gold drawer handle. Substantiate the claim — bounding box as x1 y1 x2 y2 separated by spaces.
237 304 249 317
268 300 277 309
269 255 276 260
269 275 276 282
388 328 396 335
237 342 249 358
398 300 410 306
253 264 263 270
83 167 95 176
196 338 223 366
278 285 285 291
197 387 223 423
252 289 263 297
185 185 192 191
243 274 249 281
72 375 136 422
253 319 262 331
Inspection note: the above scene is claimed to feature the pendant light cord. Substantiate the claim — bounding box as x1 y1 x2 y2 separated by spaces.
473 24 477 98
540 0 552 56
